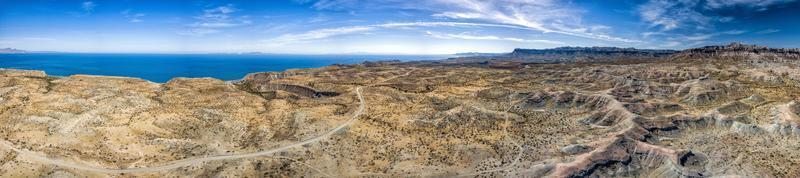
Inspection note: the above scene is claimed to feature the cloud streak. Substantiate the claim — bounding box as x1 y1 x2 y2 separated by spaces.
639 0 796 31
121 9 145 23
425 31 565 45
82 1 96 12
756 29 781 34
294 0 637 43
267 21 579 45
428 0 636 42
181 4 252 36
268 26 374 45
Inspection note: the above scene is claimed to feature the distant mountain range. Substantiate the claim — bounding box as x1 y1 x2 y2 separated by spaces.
0 48 27 54
445 42 800 64
446 46 677 63
507 47 677 63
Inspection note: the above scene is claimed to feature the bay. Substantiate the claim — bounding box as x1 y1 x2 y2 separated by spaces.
0 53 448 82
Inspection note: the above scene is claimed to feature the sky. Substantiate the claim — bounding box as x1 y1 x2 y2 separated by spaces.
0 0 798 54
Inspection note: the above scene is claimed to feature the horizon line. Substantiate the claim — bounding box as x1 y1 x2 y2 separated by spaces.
2 42 790 55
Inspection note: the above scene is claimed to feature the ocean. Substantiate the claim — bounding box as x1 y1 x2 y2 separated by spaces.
0 53 449 83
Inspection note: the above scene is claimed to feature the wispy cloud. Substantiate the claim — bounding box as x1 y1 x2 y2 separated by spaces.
267 21 577 45
706 0 796 11
685 34 713 41
121 9 145 23
82 1 96 12
425 31 565 45
266 20 580 47
295 0 636 43
756 29 781 34
429 0 636 42
268 26 374 45
192 4 250 27
69 1 97 17
723 30 747 35
639 0 709 31
307 13 329 23
639 0 795 31
181 4 251 36
375 22 528 30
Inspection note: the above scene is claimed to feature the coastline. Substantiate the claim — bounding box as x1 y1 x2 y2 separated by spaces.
0 53 449 83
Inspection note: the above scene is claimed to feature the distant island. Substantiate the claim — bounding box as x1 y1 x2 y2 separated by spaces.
0 48 26 54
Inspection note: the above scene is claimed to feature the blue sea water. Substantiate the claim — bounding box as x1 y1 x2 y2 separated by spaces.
0 53 449 83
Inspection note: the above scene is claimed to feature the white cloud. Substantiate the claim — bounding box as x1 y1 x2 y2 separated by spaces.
294 0 636 43
685 34 713 41
723 30 747 35
432 12 484 19
121 10 146 23
717 16 735 22
265 21 575 46
756 29 781 34
308 14 329 23
425 31 565 45
427 0 636 42
639 0 709 31
639 0 795 31
375 22 528 30
706 0 796 10
82 1 96 12
641 31 666 38
381 22 635 42
268 26 375 45
193 22 242 28
181 4 251 36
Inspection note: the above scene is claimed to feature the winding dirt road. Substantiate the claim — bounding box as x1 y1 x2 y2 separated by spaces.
0 87 365 174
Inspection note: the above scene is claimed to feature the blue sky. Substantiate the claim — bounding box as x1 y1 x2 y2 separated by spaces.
0 0 798 54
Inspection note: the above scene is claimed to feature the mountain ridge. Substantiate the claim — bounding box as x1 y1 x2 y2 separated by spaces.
672 42 800 61
444 42 800 64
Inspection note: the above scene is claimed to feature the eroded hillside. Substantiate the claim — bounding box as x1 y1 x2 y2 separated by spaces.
2 44 800 177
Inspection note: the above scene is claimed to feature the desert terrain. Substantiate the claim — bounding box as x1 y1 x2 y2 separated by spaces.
1 43 800 177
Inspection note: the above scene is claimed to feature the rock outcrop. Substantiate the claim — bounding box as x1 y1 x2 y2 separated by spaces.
673 42 800 62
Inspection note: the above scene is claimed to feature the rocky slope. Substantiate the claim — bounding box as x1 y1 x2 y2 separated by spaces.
1 43 800 177
673 42 800 62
